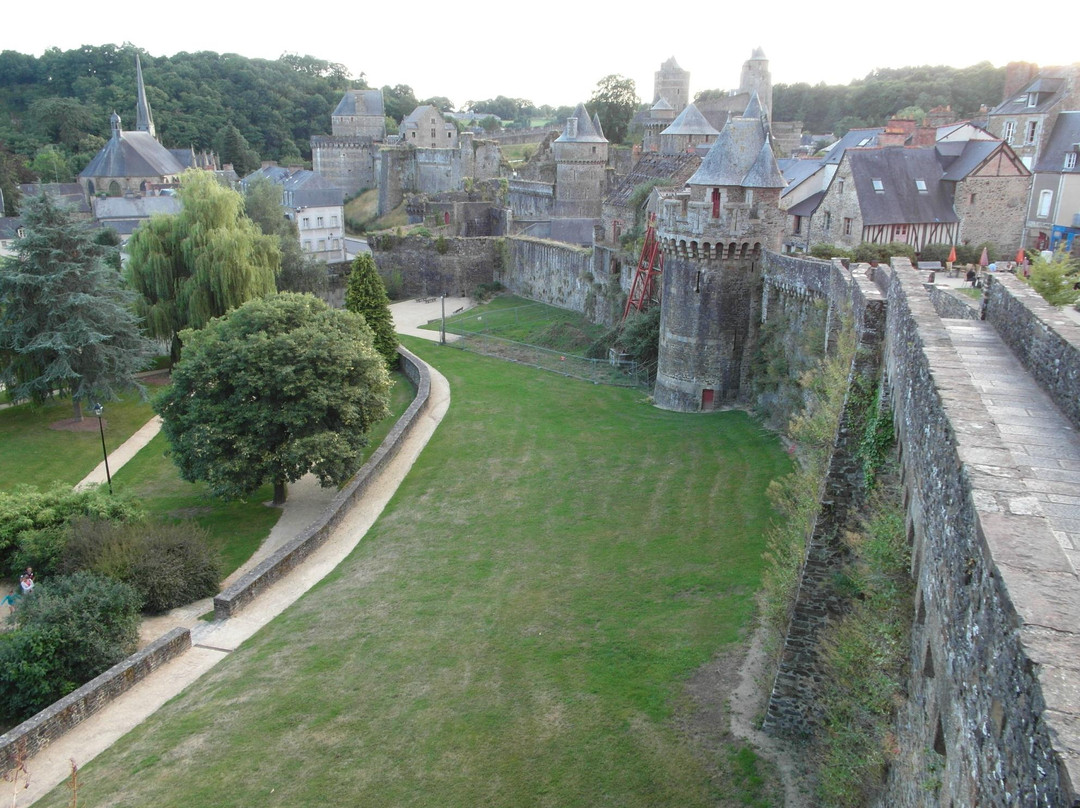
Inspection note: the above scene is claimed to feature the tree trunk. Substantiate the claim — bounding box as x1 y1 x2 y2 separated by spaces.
273 479 287 506
72 398 83 421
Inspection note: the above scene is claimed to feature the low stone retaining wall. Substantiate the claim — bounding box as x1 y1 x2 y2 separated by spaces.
214 345 431 618
925 283 980 320
0 347 431 775
983 272 1080 430
0 627 190 773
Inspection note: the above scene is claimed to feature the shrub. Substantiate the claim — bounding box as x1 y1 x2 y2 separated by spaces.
0 484 143 576
0 571 141 721
473 281 505 303
853 241 916 264
60 518 222 613
435 235 450 255
919 243 953 264
809 243 853 261
129 523 221 613
1023 246 1080 307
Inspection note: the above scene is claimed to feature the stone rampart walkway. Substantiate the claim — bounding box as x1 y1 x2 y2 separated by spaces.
943 318 1080 574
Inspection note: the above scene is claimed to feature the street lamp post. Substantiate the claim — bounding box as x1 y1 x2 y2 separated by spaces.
91 402 113 495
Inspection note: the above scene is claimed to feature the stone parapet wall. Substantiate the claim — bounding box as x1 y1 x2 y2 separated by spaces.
983 272 1080 430
925 282 981 320
876 259 1078 806
214 347 431 618
0 627 191 773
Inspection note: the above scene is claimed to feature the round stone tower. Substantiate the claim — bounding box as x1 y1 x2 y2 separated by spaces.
553 103 609 219
654 56 691 114
739 48 772 121
652 113 786 412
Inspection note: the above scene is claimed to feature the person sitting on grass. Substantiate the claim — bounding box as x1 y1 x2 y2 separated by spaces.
19 574 34 596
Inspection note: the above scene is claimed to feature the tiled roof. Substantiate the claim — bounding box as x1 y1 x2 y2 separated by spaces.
848 147 958 226
80 130 186 179
1034 111 1080 173
823 128 885 165
333 89 385 117
605 152 701 206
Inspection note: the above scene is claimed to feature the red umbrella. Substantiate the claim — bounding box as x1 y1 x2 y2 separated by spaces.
948 245 957 263
979 246 989 267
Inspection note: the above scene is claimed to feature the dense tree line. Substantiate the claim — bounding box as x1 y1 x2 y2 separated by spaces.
0 44 356 206
700 62 1007 136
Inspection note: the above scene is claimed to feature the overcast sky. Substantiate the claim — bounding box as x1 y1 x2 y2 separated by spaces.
2 0 1074 110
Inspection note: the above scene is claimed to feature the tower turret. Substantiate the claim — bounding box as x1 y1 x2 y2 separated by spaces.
652 112 786 411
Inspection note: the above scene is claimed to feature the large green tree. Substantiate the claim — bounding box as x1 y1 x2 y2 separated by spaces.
589 75 638 144
0 571 141 722
243 176 328 296
0 193 154 418
345 253 398 369
155 293 391 505
126 170 279 361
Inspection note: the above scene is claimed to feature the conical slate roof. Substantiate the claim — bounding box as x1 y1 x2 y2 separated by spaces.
750 46 767 60
555 103 607 143
744 138 786 188
651 97 674 111
743 91 766 122
687 115 783 188
661 103 719 137
593 113 605 140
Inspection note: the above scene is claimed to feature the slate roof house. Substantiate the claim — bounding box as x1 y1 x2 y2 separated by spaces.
241 164 346 263
1026 111 1080 251
986 64 1080 171
400 106 458 149
781 123 1030 256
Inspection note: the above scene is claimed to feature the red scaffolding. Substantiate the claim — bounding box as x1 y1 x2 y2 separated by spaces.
622 214 663 321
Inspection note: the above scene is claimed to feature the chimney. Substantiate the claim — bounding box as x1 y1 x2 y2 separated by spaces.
1003 62 1038 101
912 126 937 147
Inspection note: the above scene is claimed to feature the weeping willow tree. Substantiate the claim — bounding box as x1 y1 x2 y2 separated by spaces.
126 170 279 362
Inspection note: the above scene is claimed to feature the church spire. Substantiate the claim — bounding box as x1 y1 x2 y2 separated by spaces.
135 54 156 139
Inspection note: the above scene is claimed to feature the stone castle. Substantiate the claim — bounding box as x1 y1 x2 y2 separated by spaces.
361 51 1080 805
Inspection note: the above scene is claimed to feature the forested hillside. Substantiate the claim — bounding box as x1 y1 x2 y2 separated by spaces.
701 62 1007 136
0 44 356 207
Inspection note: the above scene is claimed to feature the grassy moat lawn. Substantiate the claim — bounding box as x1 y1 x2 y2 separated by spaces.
37 338 791 808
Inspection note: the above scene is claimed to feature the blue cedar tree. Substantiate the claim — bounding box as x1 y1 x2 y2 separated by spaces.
0 193 154 418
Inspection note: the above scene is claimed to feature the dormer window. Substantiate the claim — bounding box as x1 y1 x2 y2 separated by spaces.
16 227 25 239
1066 152 1077 170
915 179 928 193
1027 93 1037 108
872 179 884 192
